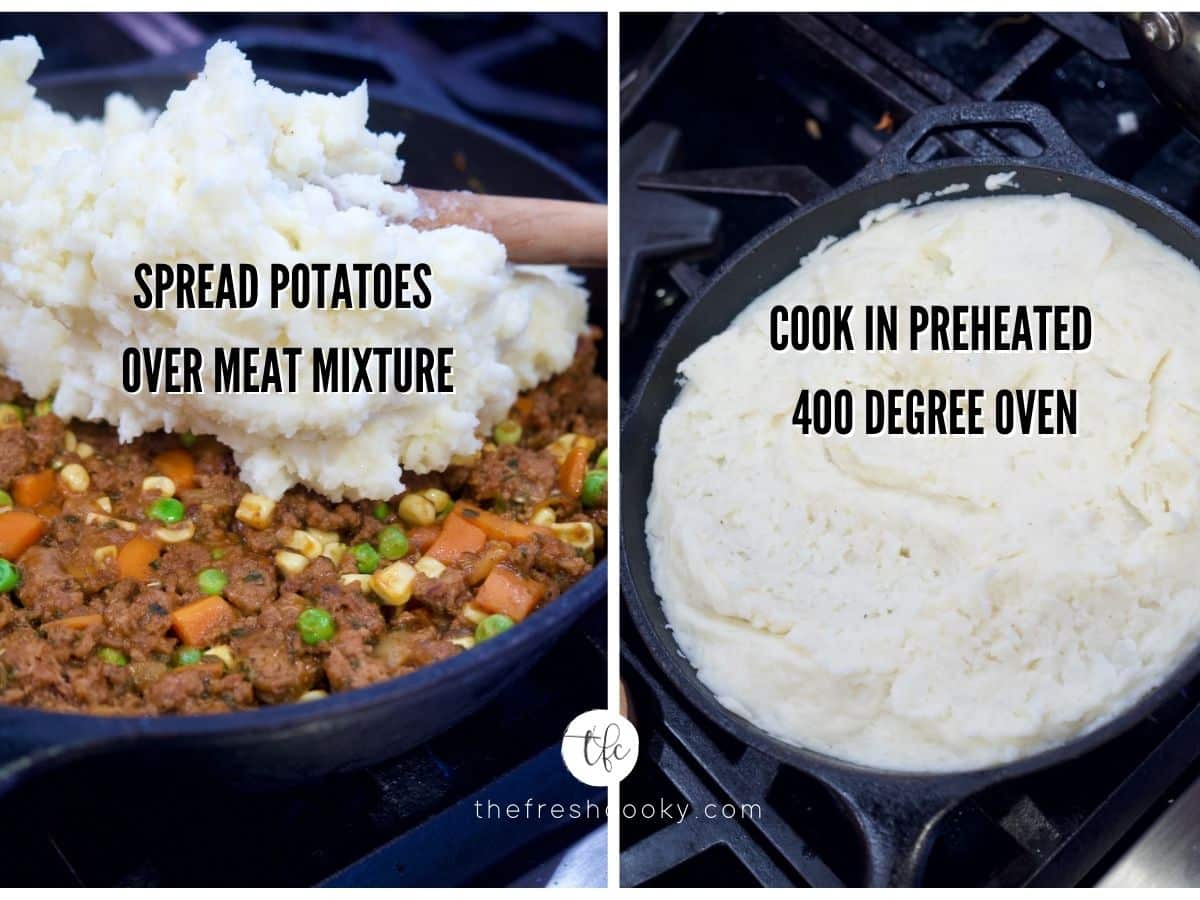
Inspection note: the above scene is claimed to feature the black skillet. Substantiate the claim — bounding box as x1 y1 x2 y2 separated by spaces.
621 101 1200 887
0 29 606 797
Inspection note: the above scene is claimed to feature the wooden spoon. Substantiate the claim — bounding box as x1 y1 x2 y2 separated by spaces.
412 189 607 268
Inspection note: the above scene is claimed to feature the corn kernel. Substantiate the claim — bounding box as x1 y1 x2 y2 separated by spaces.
322 542 347 565
235 493 276 530
59 463 90 494
284 529 323 560
204 645 236 668
549 521 595 553
274 550 309 577
461 603 488 625
397 493 436 527
93 545 118 565
86 512 137 532
308 528 340 547
141 475 175 498
298 690 328 703
95 496 113 513
449 635 476 650
370 560 417 607
63 430 77 452
154 521 196 543
76 442 95 460
531 507 557 527
545 433 577 464
414 556 446 579
339 573 372 594
546 433 597 464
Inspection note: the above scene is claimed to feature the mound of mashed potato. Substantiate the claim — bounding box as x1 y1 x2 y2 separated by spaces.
0 36 587 500
648 192 1200 772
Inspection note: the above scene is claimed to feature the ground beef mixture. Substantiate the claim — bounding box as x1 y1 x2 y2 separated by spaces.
0 335 606 715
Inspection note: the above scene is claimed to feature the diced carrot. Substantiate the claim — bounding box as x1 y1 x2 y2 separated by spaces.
170 595 236 647
45 614 103 630
34 503 61 520
154 448 197 490
559 443 589 498
474 566 546 622
117 536 161 580
456 502 545 543
426 511 487 565
12 469 55 508
0 510 45 559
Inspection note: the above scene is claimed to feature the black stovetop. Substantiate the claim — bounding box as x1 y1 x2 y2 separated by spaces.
620 12 1200 887
0 12 607 888
1 11 606 193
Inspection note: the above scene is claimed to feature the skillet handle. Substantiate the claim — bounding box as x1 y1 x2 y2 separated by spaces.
0 717 128 802
859 798 948 887
873 101 1102 178
827 776 965 887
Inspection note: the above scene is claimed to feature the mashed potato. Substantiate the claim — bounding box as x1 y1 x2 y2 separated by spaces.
0 36 587 500
648 193 1200 772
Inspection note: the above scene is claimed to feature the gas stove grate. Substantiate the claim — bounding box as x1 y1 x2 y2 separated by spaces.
619 12 1200 887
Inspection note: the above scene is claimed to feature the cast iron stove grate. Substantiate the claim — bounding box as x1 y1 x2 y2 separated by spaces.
0 12 608 888
620 12 1200 887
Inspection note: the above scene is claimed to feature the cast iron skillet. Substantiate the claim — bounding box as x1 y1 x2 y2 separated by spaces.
622 101 1200 887
0 30 606 797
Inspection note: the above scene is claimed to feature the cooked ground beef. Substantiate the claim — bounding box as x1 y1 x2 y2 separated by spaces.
0 335 606 715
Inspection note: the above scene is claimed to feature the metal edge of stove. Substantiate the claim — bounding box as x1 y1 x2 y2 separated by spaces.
1096 776 1200 887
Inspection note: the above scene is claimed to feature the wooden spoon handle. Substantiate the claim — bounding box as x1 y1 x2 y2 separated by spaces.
412 189 607 268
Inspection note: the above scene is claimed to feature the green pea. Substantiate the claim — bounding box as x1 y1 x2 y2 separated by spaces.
596 448 608 469
148 497 185 524
179 431 197 448
493 419 522 445
0 559 20 593
173 646 203 667
352 543 380 574
475 614 515 643
97 647 128 667
372 501 391 521
33 396 54 417
197 568 227 596
297 607 335 645
580 469 607 508
0 489 12 509
377 525 409 560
